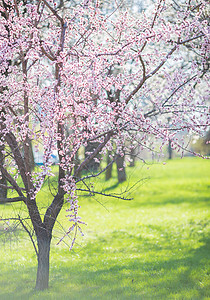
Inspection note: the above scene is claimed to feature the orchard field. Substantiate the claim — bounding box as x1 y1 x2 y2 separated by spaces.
0 157 209 299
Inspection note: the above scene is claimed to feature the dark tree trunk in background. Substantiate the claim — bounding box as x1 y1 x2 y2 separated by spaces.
116 154 126 183
0 144 7 199
105 151 113 181
167 117 172 160
168 140 172 160
85 142 100 172
36 231 52 290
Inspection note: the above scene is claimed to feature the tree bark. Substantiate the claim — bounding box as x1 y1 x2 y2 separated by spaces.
35 231 52 290
168 140 172 160
116 154 126 183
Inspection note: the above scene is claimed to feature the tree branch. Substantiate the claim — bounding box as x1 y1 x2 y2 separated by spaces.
76 188 133 201
0 165 25 197
3 131 28 190
0 183 26 191
0 196 26 204
40 41 55 61
139 54 146 80
162 74 197 106
42 0 64 25
125 45 177 104
177 34 205 45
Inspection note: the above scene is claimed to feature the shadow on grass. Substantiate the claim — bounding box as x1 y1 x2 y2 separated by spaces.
131 193 210 207
0 229 209 300
102 182 120 192
53 235 209 299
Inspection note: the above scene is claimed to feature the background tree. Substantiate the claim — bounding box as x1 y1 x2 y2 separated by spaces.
0 0 209 291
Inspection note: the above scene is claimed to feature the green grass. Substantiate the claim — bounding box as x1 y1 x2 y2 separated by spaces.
0 158 209 299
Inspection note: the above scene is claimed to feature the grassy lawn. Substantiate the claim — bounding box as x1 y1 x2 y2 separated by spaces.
0 157 209 299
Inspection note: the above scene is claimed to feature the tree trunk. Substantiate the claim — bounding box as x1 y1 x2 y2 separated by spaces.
116 154 126 183
35 233 52 290
105 151 113 181
0 174 7 199
168 140 172 160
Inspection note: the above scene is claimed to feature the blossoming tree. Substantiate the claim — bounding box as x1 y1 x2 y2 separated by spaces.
0 0 209 290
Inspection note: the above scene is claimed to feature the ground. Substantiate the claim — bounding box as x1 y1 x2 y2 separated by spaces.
0 157 209 299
